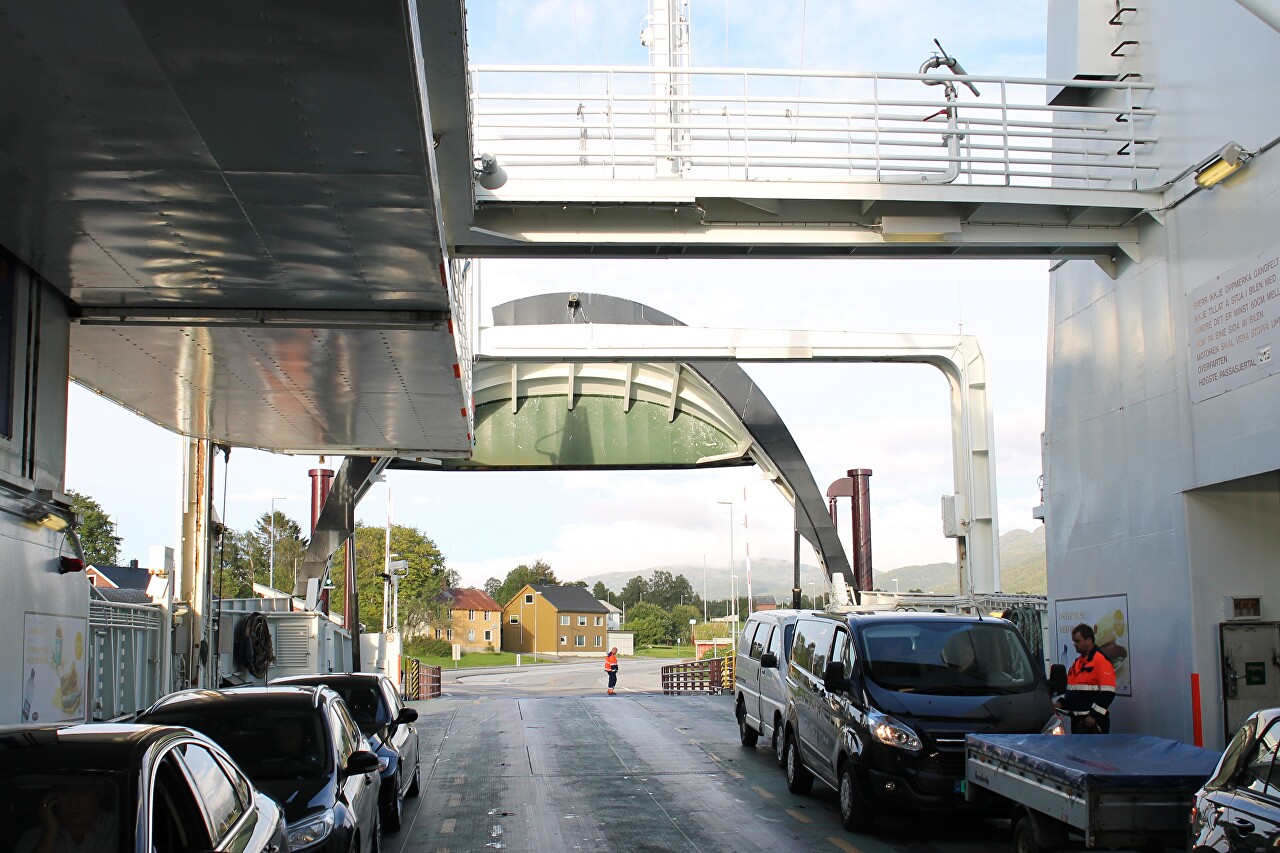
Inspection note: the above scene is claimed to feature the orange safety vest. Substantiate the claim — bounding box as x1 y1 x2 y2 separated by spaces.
1063 648 1117 716
604 652 618 671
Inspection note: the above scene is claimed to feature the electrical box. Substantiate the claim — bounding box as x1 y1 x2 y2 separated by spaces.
941 494 966 538
1225 596 1263 621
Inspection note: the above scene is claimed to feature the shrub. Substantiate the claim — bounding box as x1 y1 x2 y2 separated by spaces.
408 637 452 658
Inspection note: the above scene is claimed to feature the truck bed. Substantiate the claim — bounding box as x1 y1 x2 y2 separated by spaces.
966 734 1219 848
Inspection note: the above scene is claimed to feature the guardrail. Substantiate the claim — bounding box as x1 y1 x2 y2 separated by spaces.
471 64 1156 190
660 656 734 694
402 658 442 700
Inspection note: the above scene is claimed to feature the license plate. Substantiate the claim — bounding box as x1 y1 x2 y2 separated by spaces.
954 779 966 794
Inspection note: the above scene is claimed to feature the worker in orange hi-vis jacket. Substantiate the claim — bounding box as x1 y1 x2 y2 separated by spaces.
604 647 619 695
1055 622 1117 733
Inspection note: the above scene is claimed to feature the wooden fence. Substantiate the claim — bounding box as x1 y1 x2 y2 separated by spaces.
660 656 735 695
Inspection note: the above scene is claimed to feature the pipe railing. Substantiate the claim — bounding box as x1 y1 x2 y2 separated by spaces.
470 65 1156 189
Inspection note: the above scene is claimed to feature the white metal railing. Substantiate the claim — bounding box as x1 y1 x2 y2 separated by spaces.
470 65 1156 190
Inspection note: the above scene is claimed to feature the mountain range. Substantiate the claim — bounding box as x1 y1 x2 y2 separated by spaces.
580 526 1047 601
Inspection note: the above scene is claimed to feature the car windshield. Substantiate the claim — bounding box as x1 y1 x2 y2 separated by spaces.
862 621 1039 694
0 770 126 852
141 710 331 780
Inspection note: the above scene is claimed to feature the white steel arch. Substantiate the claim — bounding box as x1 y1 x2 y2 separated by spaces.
474 323 1000 596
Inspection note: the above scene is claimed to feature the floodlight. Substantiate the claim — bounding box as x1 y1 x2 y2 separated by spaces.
1194 142 1250 189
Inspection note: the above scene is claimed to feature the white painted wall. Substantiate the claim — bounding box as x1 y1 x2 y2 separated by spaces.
1045 0 1280 747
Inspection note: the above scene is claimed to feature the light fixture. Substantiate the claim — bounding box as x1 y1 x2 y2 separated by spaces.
1194 142 1251 189
473 153 508 190
33 512 70 532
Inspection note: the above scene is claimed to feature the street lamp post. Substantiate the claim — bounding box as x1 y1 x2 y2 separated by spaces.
717 500 736 636
268 496 286 590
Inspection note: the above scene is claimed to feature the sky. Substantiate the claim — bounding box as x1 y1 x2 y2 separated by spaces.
64 1 1050 595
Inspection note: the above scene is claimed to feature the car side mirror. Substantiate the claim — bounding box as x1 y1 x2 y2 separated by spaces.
1048 663 1067 694
759 652 778 669
823 661 849 693
345 750 381 776
397 707 419 724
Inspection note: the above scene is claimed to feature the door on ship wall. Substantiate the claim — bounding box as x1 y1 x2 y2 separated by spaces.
1221 621 1280 740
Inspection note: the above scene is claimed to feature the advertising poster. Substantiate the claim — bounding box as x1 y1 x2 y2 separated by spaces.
1053 594 1131 696
22 612 88 723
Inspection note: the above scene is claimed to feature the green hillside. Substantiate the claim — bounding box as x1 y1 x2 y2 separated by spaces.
580 526 1046 600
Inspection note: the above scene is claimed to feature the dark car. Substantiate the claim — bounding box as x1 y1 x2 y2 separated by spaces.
271 672 421 831
1191 707 1280 850
781 612 1056 832
0 722 289 852
138 686 382 853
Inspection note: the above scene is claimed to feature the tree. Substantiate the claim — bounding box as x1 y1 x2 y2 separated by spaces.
671 604 700 642
620 575 647 610
69 490 120 566
328 521 455 634
591 581 609 601
624 601 675 647
484 577 502 599
491 559 558 607
567 580 588 588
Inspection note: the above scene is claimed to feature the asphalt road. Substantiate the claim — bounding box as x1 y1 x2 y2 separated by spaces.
380 656 1035 853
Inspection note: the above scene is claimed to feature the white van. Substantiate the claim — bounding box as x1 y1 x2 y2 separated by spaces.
734 610 809 762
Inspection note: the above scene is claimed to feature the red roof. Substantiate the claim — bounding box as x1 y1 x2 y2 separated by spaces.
443 588 501 611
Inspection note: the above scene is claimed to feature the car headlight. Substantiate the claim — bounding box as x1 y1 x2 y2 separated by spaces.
868 710 921 751
287 808 335 850
1041 712 1069 736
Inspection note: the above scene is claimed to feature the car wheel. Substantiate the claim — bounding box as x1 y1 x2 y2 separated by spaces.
737 700 759 747
837 762 873 833
784 732 813 795
772 717 785 766
406 761 421 797
1013 814 1050 853
383 771 403 833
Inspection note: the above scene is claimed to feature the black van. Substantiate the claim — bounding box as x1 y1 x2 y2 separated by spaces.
781 611 1055 832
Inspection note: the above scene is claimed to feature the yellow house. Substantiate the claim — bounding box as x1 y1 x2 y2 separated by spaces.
500 584 609 657
429 588 503 653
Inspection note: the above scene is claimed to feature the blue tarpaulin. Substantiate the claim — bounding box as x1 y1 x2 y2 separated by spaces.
967 734 1220 790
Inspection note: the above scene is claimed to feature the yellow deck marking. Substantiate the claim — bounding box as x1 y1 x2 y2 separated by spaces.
785 808 812 824
751 786 775 799
827 837 864 853
448 794 463 807
441 819 457 834
727 769 745 780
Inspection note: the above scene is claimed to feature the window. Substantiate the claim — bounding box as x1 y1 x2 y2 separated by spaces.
434 628 442 639
1241 721 1280 797
484 630 492 641
446 629 453 640
595 616 604 627
830 630 853 679
467 629 476 642
524 594 534 604
749 626 770 660
595 636 603 647
559 635 567 646
485 611 492 621
576 635 586 647
739 621 760 655
768 622 785 661
153 754 214 851
509 615 519 624
577 615 586 626
560 615 570 626
180 743 244 840
468 610 476 621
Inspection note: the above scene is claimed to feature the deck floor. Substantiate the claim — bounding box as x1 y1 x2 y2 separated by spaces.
389 692 1018 853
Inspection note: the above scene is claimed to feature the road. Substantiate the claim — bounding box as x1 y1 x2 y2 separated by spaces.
380 656 1027 853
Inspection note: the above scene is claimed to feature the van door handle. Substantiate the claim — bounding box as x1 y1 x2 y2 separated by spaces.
1232 817 1255 833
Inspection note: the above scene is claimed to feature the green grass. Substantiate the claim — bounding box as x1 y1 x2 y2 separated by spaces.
632 645 698 659
409 651 555 669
